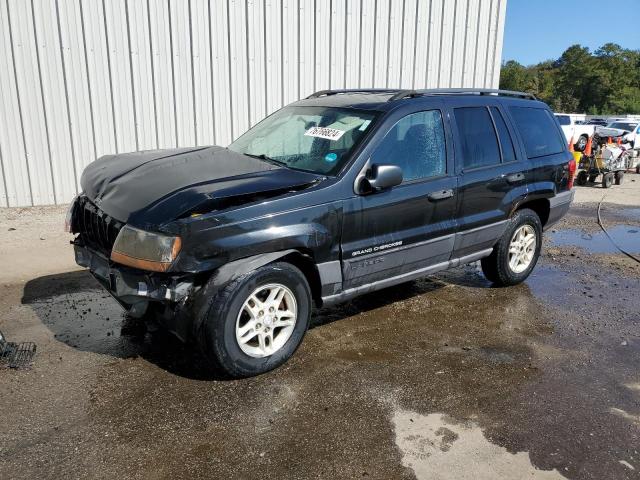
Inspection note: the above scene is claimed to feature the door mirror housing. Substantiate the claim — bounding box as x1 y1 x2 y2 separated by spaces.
355 162 403 194
369 164 403 190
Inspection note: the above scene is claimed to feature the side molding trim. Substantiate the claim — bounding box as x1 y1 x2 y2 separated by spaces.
317 260 342 285
321 248 493 306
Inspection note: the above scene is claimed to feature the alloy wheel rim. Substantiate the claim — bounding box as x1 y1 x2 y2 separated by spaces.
577 137 587 149
508 224 536 274
235 283 297 358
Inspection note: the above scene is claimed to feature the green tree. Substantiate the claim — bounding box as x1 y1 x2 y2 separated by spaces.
500 43 640 114
609 86 640 113
500 60 533 92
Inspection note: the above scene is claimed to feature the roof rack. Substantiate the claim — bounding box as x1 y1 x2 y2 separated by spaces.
306 88 537 102
306 89 402 98
390 88 537 101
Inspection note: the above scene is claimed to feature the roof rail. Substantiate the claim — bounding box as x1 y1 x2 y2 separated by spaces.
414 88 537 100
306 88 537 101
387 90 419 101
306 88 402 99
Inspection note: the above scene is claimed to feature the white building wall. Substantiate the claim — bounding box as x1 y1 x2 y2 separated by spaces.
0 0 506 207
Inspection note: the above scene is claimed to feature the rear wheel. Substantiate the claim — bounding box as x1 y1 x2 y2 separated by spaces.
576 170 588 186
196 261 311 378
602 172 614 188
615 171 624 185
481 208 542 286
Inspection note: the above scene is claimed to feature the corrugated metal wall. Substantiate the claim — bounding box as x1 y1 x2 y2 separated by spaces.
0 0 506 207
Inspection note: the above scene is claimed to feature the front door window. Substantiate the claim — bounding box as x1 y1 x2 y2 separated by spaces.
370 110 446 181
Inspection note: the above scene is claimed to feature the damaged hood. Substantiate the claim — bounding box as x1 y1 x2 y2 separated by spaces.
596 125 636 138
81 146 322 227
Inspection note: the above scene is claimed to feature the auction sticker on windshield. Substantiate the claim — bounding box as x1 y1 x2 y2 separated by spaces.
304 126 346 141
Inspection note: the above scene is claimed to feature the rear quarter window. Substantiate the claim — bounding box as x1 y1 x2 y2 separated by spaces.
510 107 565 158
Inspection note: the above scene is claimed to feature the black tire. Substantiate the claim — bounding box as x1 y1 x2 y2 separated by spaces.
637 165 640 174
480 208 542 287
575 135 588 152
602 172 613 188
588 174 598 183
576 170 588 186
615 171 624 185
196 261 311 378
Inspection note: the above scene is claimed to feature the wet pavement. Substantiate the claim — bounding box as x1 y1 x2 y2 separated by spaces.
1 201 639 479
550 224 640 254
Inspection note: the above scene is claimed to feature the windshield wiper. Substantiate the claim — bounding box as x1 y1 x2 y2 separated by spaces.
244 153 287 167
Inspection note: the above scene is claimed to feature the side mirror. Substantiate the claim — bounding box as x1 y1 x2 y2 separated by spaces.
369 164 403 190
355 162 403 194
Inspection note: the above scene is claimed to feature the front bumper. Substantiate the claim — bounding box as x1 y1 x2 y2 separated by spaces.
74 244 194 308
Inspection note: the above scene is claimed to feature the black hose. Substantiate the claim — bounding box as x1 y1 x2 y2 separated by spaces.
597 195 640 264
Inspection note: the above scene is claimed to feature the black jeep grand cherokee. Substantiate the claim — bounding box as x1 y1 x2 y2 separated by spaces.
68 88 575 377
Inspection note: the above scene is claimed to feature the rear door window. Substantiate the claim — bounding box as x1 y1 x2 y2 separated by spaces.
490 107 516 163
453 107 501 170
510 107 565 158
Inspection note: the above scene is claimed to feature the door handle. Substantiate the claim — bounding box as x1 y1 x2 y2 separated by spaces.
504 172 525 184
428 189 454 201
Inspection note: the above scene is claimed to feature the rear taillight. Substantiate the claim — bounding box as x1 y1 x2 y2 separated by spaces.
567 158 577 189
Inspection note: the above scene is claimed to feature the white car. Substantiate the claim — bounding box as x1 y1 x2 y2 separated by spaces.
554 113 596 151
596 121 639 148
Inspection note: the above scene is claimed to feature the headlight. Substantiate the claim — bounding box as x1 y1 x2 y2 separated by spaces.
111 225 182 272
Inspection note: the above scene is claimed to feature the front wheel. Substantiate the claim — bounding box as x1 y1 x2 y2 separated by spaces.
196 262 311 378
481 208 542 286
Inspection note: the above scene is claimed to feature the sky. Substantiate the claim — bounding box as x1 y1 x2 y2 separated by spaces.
502 0 640 66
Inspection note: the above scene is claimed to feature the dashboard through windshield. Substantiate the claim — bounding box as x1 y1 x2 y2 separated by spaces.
228 106 379 175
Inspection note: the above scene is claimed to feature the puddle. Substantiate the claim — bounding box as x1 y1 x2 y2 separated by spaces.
621 208 640 221
526 266 574 306
22 278 146 357
550 225 640 254
393 409 567 479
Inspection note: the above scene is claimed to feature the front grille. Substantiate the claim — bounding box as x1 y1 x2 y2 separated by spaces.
73 197 124 255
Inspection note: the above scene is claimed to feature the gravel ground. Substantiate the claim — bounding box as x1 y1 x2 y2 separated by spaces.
0 178 639 480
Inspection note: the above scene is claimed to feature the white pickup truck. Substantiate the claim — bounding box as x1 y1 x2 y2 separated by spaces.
554 113 596 151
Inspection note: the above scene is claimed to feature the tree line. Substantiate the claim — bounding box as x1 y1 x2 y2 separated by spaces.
499 43 640 115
